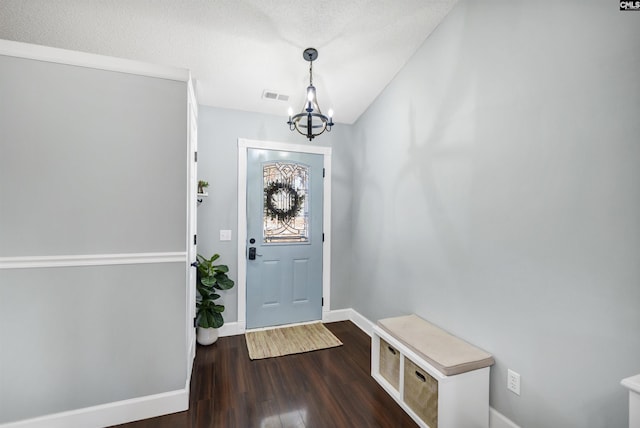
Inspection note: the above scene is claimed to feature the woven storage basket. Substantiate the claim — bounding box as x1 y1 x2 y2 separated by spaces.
404 357 438 428
379 338 400 390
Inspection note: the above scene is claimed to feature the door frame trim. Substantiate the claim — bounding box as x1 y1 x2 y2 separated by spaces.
237 138 332 333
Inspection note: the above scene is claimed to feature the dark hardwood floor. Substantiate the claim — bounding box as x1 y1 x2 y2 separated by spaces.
112 321 417 428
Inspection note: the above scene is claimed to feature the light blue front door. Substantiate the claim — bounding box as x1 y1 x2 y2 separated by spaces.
246 149 323 329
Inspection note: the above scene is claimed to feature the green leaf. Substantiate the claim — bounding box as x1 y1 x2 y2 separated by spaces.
216 277 235 290
198 306 216 328
207 312 215 327
200 276 216 287
197 311 212 328
213 304 225 313
213 265 229 273
211 311 224 328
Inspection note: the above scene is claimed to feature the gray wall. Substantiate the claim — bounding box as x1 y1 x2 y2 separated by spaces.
0 54 188 423
0 264 186 421
0 56 187 256
196 106 353 323
349 1 640 427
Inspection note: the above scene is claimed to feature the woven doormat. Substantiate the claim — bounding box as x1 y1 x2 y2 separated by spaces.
245 322 343 360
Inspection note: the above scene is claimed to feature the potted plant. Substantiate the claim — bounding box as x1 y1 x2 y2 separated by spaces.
195 253 235 345
197 180 209 194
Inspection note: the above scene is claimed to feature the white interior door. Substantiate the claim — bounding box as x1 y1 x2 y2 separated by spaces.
187 82 198 365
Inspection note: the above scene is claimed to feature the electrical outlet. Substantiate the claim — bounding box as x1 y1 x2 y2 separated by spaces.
507 369 521 395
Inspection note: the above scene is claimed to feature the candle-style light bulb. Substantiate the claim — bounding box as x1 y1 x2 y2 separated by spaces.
328 109 334 119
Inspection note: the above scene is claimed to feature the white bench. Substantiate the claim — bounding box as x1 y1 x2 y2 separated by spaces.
622 374 640 428
372 314 494 428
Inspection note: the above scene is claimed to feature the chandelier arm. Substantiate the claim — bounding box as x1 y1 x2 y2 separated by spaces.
292 114 328 138
290 112 328 122
294 121 327 140
294 118 328 132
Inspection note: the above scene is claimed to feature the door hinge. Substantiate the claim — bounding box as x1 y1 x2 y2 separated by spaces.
193 317 198 328
322 233 325 242
193 235 197 245
323 168 325 178
322 298 324 306
194 151 198 162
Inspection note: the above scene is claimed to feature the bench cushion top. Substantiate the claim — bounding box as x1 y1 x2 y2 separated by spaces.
378 314 494 376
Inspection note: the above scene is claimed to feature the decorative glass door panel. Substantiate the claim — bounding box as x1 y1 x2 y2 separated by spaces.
263 161 309 243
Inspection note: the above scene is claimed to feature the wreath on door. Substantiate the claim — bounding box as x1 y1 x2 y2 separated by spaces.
264 181 305 222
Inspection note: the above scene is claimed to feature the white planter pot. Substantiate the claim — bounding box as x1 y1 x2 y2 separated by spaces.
196 327 219 345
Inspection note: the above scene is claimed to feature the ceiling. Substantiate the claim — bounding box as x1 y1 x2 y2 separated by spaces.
0 0 457 125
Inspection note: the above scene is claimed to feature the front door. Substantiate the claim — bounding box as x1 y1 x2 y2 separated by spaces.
246 149 323 329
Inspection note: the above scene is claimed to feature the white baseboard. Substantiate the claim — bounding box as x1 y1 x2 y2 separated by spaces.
218 309 378 339
323 307 375 336
219 308 360 337
0 388 188 428
489 407 521 428
322 308 352 323
218 321 242 337
346 308 375 336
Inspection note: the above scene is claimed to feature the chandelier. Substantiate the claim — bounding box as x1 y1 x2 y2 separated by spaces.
287 48 334 141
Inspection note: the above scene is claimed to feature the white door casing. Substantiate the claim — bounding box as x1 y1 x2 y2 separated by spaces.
237 138 332 332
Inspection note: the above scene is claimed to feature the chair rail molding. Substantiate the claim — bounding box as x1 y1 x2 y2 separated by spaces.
0 252 187 270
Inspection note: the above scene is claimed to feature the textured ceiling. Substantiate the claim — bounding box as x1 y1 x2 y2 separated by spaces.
0 0 457 124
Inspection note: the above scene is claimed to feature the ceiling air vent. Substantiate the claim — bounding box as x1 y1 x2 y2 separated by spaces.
262 90 289 102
